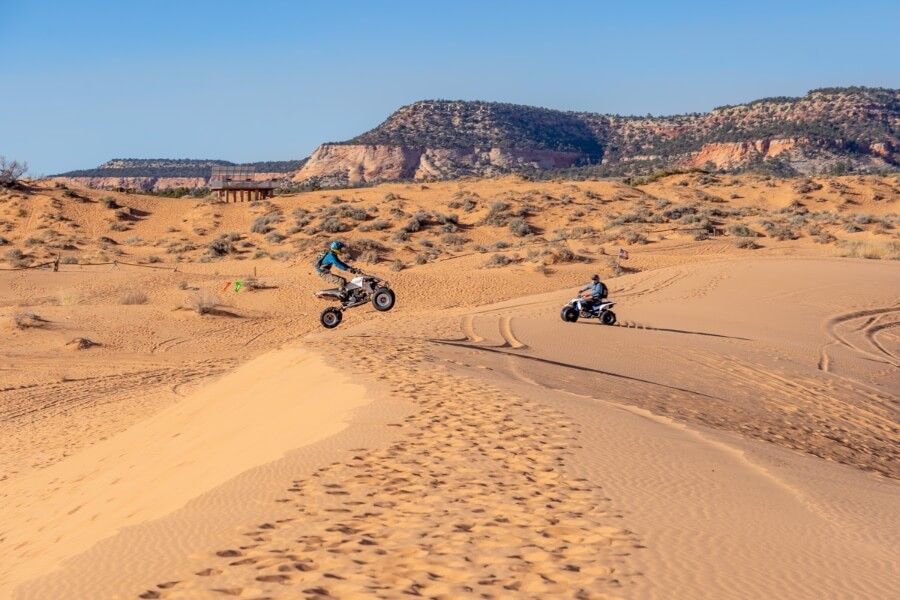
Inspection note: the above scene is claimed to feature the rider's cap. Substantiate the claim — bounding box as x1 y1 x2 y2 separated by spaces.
330 240 345 252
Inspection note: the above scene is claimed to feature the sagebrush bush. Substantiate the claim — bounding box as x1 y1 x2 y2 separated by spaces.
265 231 286 244
187 290 219 314
320 216 349 233
120 289 148 305
484 254 512 268
250 213 282 234
207 236 234 256
729 224 757 237
359 219 391 232
508 217 535 237
734 238 759 249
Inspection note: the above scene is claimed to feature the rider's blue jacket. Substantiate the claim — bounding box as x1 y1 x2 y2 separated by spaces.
580 281 605 298
318 251 352 273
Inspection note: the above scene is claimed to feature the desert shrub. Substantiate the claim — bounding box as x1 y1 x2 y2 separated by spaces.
359 219 391 232
481 201 511 226
441 233 468 247
342 206 369 221
839 240 900 260
493 240 511 250
60 255 78 264
265 231 286 244
462 198 478 212
0 236 7 245
207 236 234 256
508 217 535 237
769 224 799 241
24 236 41 246
187 290 219 314
843 223 863 233
390 259 405 271
734 238 759 249
114 207 132 221
166 241 197 254
320 216 349 233
401 216 424 233
120 289 148 305
384 192 400 201
12 311 46 329
663 205 698 221
694 231 710 241
392 231 410 242
0 156 28 187
484 253 512 268
5 248 24 261
814 232 837 244
728 224 757 237
360 250 382 264
109 222 129 232
124 236 143 245
623 230 648 245
178 281 189 290
250 213 282 234
101 196 119 209
794 180 823 194
146 255 161 263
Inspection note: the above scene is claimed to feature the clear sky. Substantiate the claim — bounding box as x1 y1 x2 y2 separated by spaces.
1 0 898 174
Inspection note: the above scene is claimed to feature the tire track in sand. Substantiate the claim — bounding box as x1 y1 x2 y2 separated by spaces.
499 315 526 349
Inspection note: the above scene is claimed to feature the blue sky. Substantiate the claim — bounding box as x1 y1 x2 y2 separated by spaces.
1 0 898 174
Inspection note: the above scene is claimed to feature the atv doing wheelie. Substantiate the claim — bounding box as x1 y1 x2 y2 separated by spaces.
560 293 617 325
315 274 395 328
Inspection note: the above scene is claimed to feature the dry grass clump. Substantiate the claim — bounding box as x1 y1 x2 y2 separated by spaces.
508 217 535 237
250 212 282 234
359 219 392 232
728 224 758 237
484 253 513 268
320 216 350 233
622 230 649 245
734 238 760 249
839 240 900 260
187 290 219 315
206 235 235 257
13 311 48 329
120 289 148 305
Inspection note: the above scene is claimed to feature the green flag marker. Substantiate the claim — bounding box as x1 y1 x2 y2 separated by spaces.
234 280 243 293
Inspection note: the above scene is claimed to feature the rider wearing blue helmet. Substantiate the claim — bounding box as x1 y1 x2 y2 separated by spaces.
315 240 361 296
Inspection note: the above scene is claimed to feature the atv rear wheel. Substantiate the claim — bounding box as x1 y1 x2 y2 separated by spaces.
601 310 616 326
320 307 343 329
372 287 396 311
561 306 579 323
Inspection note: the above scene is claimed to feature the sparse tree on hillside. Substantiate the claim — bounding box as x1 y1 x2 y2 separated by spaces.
0 156 28 187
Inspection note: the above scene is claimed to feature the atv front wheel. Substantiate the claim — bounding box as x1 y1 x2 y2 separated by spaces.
561 306 579 323
601 311 616 326
320 307 343 329
372 288 396 311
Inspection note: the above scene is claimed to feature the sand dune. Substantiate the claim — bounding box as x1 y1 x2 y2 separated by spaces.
1 175 898 598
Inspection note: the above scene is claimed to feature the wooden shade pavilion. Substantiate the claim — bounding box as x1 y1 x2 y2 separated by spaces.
209 166 277 202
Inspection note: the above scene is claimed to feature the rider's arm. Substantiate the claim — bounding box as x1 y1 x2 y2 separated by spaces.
322 252 353 271
579 284 591 293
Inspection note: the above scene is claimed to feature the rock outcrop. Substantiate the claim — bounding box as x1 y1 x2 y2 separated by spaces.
296 88 898 183
294 144 583 185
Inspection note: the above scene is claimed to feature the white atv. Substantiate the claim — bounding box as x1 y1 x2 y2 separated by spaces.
560 294 617 325
315 274 395 328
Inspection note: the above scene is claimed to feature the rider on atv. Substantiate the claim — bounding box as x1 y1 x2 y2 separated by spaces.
315 241 361 298
579 274 607 310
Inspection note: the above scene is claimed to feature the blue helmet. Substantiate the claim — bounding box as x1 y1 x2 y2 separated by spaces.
330 240 345 253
